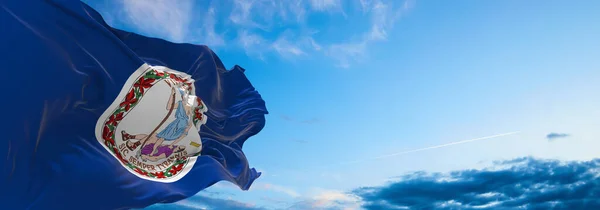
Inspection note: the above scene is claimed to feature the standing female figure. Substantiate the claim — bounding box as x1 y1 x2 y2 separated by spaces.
121 81 194 162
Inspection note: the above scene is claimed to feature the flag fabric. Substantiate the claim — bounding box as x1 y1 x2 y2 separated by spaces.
0 0 267 209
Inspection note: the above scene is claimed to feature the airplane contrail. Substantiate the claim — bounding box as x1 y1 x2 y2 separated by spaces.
337 131 521 166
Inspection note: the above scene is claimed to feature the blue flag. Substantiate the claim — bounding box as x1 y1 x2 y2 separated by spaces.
0 0 267 209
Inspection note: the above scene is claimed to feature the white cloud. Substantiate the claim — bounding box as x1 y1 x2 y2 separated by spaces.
309 0 341 11
229 0 284 31
198 7 225 47
120 0 194 42
229 0 259 28
359 0 371 12
270 30 322 58
326 0 414 67
227 0 312 59
117 0 225 47
309 37 322 51
251 183 301 198
237 30 268 59
109 0 414 68
273 36 306 57
287 189 363 210
287 0 308 23
327 41 367 68
172 200 208 209
314 190 359 203
367 0 414 41
367 1 392 41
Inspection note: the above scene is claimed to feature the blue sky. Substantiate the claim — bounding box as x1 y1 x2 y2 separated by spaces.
84 0 600 209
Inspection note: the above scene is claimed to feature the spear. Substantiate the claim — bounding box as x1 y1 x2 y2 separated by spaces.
138 80 177 159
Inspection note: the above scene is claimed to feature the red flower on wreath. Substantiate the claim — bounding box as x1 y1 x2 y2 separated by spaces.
152 171 166 179
169 74 185 83
155 71 165 77
134 77 155 94
169 163 184 175
134 168 147 176
102 126 114 144
194 109 203 121
119 89 138 111
106 112 124 126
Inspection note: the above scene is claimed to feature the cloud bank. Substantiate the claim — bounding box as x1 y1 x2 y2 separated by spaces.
146 157 600 210
354 157 600 210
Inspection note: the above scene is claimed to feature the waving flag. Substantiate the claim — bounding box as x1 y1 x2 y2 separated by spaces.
0 0 267 209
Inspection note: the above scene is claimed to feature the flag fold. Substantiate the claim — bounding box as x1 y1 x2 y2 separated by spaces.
0 0 267 209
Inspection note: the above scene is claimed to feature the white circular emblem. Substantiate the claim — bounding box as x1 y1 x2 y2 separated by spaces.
95 64 208 182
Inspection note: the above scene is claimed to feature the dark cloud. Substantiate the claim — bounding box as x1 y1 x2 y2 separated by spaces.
546 133 570 141
354 157 600 210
